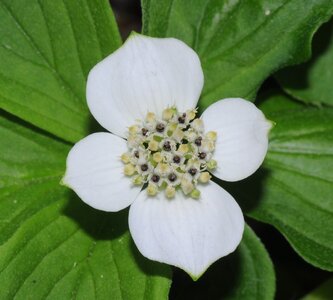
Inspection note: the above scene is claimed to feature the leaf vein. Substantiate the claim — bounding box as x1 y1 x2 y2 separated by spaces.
270 177 333 217
109 241 124 300
61 0 86 77
164 0 175 36
0 213 62 275
193 0 211 50
44 239 98 299
0 69 85 116
0 0 83 104
268 148 333 157
0 93 85 137
12 228 81 298
266 160 333 185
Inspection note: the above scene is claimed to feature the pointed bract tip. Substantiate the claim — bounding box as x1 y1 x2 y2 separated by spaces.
267 119 276 131
128 31 141 39
188 271 204 281
59 174 69 188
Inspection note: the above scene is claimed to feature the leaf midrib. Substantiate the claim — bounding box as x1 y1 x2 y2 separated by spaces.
1 173 63 190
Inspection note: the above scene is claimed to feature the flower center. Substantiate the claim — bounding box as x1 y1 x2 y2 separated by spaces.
121 107 217 199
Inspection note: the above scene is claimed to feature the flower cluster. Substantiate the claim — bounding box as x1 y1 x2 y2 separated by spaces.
63 33 271 279
121 107 217 199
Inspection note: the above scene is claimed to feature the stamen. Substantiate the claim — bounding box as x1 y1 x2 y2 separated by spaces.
178 144 189 154
148 139 159 151
207 159 217 170
190 189 201 199
199 172 211 183
133 175 143 185
153 152 163 163
147 183 158 196
124 164 135 176
165 185 176 198
163 108 174 121
121 153 131 163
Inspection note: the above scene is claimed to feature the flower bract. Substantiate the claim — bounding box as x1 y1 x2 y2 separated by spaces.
63 32 272 279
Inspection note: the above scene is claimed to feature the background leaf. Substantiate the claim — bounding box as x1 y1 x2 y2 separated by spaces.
142 0 333 109
171 225 275 300
0 0 122 143
301 277 333 300
224 91 333 271
0 112 171 299
276 19 333 106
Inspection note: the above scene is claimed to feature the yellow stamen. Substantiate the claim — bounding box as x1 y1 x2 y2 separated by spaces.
187 109 197 121
192 119 204 132
147 183 158 196
181 178 194 195
124 164 135 176
129 125 139 135
172 127 184 142
121 153 131 164
152 152 163 163
178 144 189 154
162 108 174 121
207 159 217 170
148 140 159 151
190 189 201 199
165 185 176 198
146 112 156 123
206 131 217 141
132 175 143 185
199 172 211 183
156 163 170 176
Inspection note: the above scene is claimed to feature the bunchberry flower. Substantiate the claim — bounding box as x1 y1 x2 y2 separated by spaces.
63 33 272 279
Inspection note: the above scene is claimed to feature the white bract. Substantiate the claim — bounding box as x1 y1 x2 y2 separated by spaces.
63 33 272 280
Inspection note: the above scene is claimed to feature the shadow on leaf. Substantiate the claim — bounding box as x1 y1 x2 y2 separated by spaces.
63 191 171 279
213 168 270 215
170 244 243 300
276 20 333 91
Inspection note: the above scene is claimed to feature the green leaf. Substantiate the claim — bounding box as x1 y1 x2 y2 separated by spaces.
225 92 333 271
276 19 333 106
233 226 276 300
0 113 70 244
0 0 121 143
142 0 333 109
174 225 275 300
0 112 171 299
302 277 333 300
257 89 303 114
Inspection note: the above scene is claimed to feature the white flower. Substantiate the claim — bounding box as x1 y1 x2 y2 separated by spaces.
62 33 272 280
